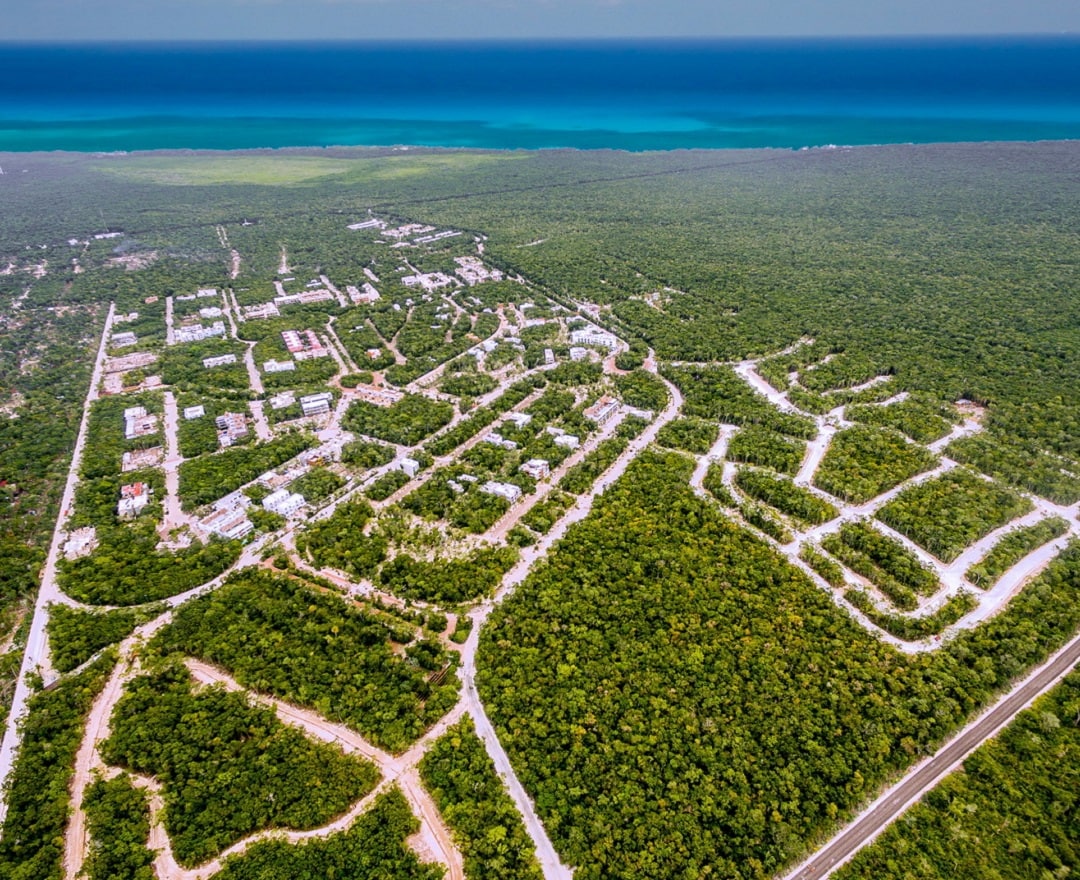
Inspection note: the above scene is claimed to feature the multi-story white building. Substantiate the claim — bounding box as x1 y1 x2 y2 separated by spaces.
570 326 618 351
480 481 523 504
203 353 237 369
117 482 152 518
263 488 306 517
300 392 334 417
520 459 551 480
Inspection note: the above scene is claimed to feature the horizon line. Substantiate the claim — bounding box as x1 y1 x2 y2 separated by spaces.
2 32 1078 47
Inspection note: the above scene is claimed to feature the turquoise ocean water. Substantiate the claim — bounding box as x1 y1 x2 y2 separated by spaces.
1 37 1079 152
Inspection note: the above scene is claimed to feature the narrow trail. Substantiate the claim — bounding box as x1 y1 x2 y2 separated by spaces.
241 342 263 394
320 274 350 310
165 295 175 346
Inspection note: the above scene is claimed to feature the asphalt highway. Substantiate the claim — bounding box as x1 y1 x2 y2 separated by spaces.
787 632 1080 879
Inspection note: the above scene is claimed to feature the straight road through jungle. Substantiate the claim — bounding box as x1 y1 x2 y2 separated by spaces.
787 631 1080 879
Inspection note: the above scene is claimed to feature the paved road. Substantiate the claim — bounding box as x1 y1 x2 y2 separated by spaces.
786 631 1080 880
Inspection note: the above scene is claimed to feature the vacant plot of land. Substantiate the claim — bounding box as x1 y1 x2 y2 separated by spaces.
877 469 1033 563
813 427 938 503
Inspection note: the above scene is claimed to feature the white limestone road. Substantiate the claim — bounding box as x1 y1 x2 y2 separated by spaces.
185 658 396 769
160 390 199 536
688 424 737 493
165 294 176 345
247 399 273 442
456 366 684 880
64 654 139 880
320 330 351 379
64 647 468 880
795 422 837 486
320 274 351 310
218 287 240 339
926 417 982 454
324 315 360 373
733 358 804 414
0 302 116 824
184 658 467 878
241 341 263 394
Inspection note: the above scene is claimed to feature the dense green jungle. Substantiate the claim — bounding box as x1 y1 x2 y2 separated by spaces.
1 141 1079 879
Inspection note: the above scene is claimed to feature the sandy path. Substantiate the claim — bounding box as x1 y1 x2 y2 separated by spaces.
184 658 466 879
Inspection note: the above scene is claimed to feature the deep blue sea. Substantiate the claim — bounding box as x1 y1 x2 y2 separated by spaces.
1 37 1079 152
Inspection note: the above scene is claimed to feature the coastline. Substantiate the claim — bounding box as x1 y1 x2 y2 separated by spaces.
2 36 1079 153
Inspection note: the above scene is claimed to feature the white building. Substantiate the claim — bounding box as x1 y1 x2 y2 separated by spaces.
484 432 518 451
347 218 386 231
584 395 620 425
268 391 296 410
123 406 158 440
480 480 523 504
570 326 618 351
203 353 237 369
215 413 249 447
199 306 223 319
183 405 205 420
174 321 226 344
243 303 280 320
263 488 306 517
569 347 589 362
300 392 334 417
199 507 253 540
263 359 296 374
399 457 421 478
454 256 504 286
347 283 381 304
111 331 138 348
503 412 533 429
554 434 580 451
117 482 152 518
401 272 455 292
520 459 551 480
